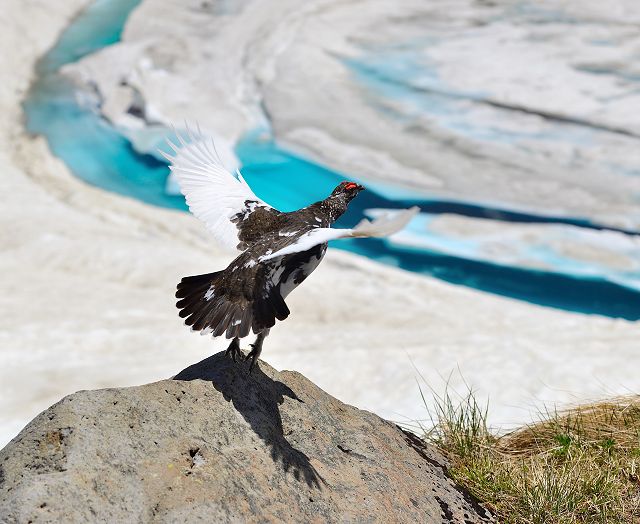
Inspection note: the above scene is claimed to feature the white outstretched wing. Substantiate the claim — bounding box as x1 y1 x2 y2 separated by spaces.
260 206 420 261
161 125 274 252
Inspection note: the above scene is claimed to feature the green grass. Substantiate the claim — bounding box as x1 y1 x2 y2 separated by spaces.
411 383 640 523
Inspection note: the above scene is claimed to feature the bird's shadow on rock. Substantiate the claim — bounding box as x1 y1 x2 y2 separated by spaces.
174 352 323 489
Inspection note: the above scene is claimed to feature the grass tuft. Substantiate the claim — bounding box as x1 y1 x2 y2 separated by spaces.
417 385 640 523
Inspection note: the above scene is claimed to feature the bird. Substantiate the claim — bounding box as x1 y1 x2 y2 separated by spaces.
163 126 419 371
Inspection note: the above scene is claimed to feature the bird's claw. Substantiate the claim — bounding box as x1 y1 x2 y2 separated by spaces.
244 344 260 373
225 338 242 363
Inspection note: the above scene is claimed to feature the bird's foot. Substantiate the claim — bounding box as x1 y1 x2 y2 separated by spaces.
225 337 242 363
244 342 263 373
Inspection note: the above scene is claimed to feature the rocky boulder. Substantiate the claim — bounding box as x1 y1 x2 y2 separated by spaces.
0 352 492 522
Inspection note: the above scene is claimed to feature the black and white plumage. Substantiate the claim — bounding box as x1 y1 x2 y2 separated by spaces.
163 127 418 370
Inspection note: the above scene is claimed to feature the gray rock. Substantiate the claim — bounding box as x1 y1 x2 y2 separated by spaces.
0 353 492 523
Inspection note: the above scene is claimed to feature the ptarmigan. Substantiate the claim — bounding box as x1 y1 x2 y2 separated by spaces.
163 127 418 371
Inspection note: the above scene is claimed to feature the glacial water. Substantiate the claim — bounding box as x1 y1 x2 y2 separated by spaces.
24 0 640 319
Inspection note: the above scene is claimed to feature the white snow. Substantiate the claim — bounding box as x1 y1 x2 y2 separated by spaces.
63 0 640 231
371 209 640 289
1 0 640 450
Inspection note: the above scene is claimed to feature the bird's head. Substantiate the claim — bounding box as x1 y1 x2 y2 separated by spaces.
331 181 365 202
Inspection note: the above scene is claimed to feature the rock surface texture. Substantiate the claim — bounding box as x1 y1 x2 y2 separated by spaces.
0 353 491 523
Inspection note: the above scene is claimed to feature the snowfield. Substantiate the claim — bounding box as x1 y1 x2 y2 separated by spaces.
1 0 639 447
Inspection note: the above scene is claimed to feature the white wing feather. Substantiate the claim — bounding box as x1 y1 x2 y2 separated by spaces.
161 125 273 252
260 206 420 261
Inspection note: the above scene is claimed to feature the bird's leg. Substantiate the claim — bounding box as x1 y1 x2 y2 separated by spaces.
225 337 242 363
245 329 270 373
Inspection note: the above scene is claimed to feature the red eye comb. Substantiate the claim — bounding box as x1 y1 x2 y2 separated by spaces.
344 182 358 190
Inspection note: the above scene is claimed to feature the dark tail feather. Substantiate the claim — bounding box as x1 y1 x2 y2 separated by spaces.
176 272 291 339
175 271 223 330
176 271 252 339
252 287 290 333
176 272 219 299
271 292 290 321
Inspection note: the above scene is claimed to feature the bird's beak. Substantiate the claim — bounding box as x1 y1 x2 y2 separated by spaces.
357 184 365 191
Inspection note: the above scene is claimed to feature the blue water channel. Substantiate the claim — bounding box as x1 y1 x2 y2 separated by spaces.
24 0 640 319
